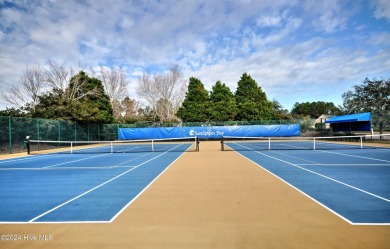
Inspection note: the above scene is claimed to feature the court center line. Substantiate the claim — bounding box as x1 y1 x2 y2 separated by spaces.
28 144 183 222
232 142 390 203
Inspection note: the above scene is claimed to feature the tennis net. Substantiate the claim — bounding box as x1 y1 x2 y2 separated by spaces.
221 134 390 151
28 137 199 154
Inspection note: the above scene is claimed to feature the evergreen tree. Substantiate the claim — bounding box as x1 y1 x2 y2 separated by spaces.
234 73 273 121
67 71 113 123
28 71 114 123
209 81 237 121
176 77 209 122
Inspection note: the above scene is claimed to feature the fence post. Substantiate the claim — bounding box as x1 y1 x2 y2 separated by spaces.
75 122 77 141
8 116 12 154
58 120 61 142
98 123 101 141
37 119 40 141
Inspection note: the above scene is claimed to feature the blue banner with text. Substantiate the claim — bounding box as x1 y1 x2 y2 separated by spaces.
118 124 300 140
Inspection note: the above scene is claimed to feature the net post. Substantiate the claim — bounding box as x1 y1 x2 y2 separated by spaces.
221 136 224 151
111 141 113 153
196 137 200 152
152 140 154 152
24 136 31 155
313 138 316 150
71 142 73 154
360 136 363 149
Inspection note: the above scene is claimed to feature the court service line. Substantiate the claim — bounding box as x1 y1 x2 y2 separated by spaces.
317 150 390 163
233 143 390 203
0 166 136 171
42 153 114 169
28 144 183 222
297 163 390 166
0 153 64 164
42 149 152 169
267 150 321 165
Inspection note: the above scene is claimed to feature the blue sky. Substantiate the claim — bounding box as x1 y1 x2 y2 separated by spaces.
0 0 389 111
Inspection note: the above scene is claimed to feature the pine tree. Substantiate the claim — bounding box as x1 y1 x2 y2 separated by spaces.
234 73 273 121
176 77 209 122
209 81 237 121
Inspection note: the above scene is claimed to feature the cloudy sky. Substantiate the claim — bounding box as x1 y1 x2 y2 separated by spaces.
0 0 389 111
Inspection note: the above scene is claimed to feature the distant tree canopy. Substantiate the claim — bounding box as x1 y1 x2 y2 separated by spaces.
271 99 291 120
342 77 390 133
6 61 381 126
291 101 342 118
0 107 27 117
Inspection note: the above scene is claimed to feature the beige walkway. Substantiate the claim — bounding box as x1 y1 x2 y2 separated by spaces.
0 141 389 248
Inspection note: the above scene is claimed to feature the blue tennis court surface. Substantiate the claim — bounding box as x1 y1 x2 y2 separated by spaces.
227 142 390 225
0 143 191 223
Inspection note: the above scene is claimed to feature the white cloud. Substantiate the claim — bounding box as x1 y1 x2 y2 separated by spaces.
303 0 349 33
188 35 390 110
256 10 289 27
372 0 390 20
0 0 389 111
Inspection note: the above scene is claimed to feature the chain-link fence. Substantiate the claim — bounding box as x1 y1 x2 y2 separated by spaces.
0 117 124 154
0 116 304 154
1 114 388 154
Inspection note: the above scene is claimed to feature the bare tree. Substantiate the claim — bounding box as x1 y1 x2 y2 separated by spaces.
98 66 128 119
1 60 83 110
42 60 77 91
137 65 187 122
120 97 140 120
1 63 46 109
137 73 160 113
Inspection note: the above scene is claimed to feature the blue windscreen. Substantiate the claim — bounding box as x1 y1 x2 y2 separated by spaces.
118 124 300 140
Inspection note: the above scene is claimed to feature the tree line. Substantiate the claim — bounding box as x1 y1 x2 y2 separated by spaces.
0 61 389 132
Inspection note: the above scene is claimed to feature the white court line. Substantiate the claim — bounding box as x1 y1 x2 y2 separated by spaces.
265 146 390 167
0 153 67 164
28 144 184 223
0 149 153 170
297 163 390 166
43 154 114 169
0 166 137 171
317 149 390 163
267 150 320 165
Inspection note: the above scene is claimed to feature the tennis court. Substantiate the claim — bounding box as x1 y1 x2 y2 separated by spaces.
0 137 389 249
0 138 197 223
223 137 390 224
